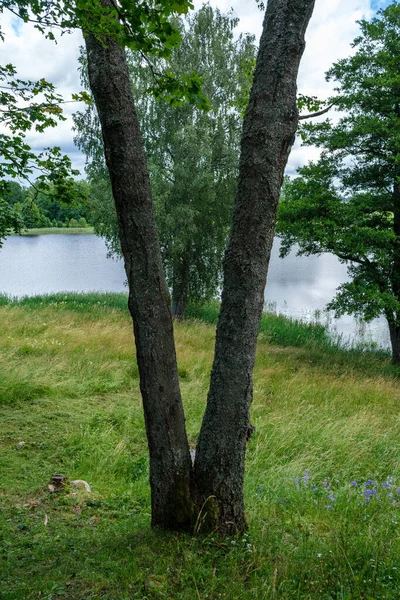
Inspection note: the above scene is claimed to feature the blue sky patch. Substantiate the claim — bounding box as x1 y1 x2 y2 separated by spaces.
11 17 23 37
370 0 393 9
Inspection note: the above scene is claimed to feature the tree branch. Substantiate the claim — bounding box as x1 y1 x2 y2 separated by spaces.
299 103 333 120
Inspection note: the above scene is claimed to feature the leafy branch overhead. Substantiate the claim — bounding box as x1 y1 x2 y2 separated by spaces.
1 1 210 109
0 63 84 201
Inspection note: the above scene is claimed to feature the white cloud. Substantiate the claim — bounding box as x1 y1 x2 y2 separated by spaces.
1 1 379 180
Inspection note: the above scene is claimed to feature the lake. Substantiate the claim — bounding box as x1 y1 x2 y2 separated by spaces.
0 233 390 349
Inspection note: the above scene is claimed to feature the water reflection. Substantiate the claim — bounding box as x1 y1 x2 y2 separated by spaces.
0 234 126 297
0 233 390 349
266 240 389 349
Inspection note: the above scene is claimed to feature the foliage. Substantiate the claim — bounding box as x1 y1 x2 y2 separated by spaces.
277 3 400 346
1 180 92 229
2 0 209 107
1 294 400 598
0 62 84 210
75 5 256 307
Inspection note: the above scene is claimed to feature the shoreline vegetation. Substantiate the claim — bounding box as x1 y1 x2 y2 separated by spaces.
17 227 95 236
1 292 400 599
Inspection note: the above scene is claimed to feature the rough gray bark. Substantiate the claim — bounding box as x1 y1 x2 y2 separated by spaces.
84 10 193 530
194 0 316 534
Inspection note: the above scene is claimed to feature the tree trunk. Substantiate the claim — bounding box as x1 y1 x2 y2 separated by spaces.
391 172 400 365
194 0 315 534
171 251 190 319
84 6 193 530
388 320 400 364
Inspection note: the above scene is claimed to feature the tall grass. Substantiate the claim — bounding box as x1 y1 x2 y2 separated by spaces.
1 293 400 598
0 291 129 312
187 300 333 349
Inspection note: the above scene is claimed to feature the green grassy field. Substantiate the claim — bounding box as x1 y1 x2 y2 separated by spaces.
1 293 400 599
19 227 95 236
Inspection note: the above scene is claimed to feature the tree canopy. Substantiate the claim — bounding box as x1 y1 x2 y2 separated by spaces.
277 1 400 363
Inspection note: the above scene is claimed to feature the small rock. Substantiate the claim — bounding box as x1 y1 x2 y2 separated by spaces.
70 480 91 493
48 484 56 493
16 441 26 449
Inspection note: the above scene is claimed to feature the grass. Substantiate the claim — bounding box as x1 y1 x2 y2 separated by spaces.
18 227 95 236
1 293 400 599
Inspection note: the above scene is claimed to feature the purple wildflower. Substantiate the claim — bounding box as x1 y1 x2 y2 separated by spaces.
328 492 336 502
350 481 357 487
302 470 311 488
382 478 393 490
364 487 377 504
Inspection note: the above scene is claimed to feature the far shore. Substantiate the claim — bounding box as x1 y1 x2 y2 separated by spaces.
17 227 95 236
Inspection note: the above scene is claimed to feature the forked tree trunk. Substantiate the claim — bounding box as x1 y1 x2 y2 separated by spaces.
85 0 315 536
84 7 193 530
194 0 315 534
171 251 190 320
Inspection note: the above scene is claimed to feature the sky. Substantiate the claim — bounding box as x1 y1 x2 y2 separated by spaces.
0 0 394 182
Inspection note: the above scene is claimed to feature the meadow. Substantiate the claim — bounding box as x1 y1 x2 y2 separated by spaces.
1 293 400 599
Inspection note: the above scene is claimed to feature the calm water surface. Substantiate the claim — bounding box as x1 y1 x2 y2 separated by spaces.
0 233 390 349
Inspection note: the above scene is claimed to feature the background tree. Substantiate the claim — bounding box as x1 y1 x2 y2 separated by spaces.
276 2 400 363
75 5 256 317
